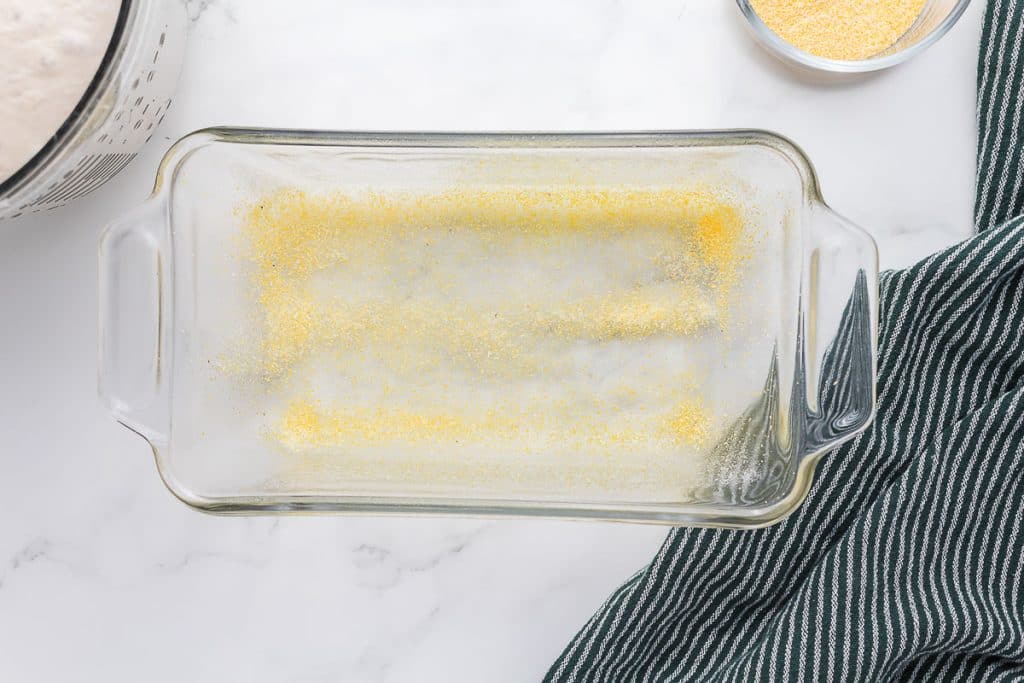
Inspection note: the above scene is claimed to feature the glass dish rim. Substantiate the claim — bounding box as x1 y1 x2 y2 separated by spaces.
157 126 831 197
734 0 974 73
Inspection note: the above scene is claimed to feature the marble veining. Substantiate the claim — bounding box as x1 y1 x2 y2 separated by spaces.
0 0 986 680
351 524 490 592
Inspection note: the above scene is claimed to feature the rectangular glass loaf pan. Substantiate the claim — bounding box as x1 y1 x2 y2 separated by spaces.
99 128 878 527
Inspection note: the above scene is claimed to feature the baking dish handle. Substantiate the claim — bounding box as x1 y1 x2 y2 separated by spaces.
800 203 879 457
98 200 170 444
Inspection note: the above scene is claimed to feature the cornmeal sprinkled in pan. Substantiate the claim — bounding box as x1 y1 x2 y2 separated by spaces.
750 0 927 61
235 187 750 456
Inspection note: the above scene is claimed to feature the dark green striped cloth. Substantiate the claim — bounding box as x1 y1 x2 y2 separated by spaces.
546 3 1024 681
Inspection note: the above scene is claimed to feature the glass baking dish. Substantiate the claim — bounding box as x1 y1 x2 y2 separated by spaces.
99 128 877 527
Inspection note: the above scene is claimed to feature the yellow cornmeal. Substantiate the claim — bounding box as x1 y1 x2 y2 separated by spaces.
235 187 748 456
666 401 713 448
245 282 720 380
275 397 712 454
243 188 746 282
540 284 718 341
750 0 927 61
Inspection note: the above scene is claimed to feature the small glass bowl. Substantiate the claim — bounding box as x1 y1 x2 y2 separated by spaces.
736 0 973 73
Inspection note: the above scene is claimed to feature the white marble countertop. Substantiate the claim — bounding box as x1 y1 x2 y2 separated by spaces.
0 1 986 680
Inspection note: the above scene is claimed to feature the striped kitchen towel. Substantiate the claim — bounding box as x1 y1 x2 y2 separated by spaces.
545 3 1024 681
